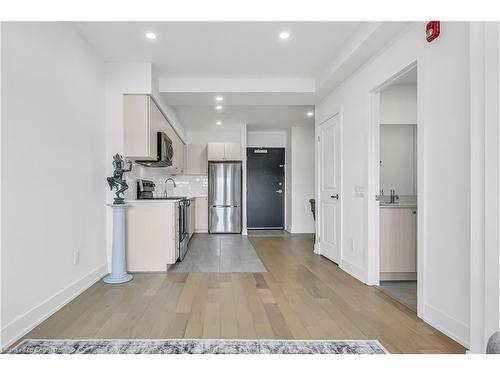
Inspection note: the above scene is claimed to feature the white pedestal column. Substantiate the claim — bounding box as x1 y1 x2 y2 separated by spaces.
104 203 133 284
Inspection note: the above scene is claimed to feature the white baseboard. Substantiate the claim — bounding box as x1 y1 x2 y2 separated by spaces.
289 226 315 234
423 303 470 349
340 259 366 283
0 264 107 351
313 243 320 254
194 230 208 233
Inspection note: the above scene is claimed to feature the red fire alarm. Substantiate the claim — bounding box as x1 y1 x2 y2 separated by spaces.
426 21 440 42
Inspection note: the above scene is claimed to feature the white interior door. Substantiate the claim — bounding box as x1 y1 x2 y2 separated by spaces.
319 115 341 263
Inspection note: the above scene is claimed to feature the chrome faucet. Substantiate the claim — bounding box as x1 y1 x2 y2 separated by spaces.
164 177 177 198
390 189 399 204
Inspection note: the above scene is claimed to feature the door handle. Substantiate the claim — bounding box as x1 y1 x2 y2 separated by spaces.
276 189 283 194
330 194 339 199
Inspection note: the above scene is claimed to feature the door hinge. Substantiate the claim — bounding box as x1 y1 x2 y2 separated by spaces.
317 136 320 142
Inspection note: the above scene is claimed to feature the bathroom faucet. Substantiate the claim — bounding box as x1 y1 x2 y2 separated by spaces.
164 177 177 198
390 189 399 204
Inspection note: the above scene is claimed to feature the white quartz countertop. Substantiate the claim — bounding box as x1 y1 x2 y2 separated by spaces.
380 203 417 208
126 199 181 203
126 196 206 203
379 195 416 208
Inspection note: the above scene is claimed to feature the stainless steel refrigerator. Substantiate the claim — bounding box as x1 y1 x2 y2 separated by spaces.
208 161 242 233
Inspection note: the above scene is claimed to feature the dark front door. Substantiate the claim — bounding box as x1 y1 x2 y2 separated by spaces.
247 147 285 229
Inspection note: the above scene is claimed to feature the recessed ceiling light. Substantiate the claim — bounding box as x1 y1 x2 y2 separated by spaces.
145 32 156 40
216 105 223 111
279 31 290 40
216 121 222 125
215 96 224 102
307 111 314 117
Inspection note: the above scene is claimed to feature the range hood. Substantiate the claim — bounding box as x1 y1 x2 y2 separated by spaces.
136 132 173 168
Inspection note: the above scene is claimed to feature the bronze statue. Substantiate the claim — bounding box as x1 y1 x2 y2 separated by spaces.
107 154 133 204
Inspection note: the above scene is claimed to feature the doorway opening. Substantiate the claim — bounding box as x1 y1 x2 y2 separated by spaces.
372 65 419 313
246 147 285 230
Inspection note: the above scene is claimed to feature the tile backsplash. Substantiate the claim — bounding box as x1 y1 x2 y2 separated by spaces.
125 163 208 199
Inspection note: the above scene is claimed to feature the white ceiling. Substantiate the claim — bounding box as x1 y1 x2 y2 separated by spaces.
161 92 315 106
174 105 314 132
76 21 363 78
75 21 383 132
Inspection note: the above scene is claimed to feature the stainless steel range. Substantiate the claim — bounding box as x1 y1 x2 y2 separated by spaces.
136 179 190 261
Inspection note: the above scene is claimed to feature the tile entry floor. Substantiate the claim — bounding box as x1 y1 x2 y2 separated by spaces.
377 281 417 312
168 234 267 273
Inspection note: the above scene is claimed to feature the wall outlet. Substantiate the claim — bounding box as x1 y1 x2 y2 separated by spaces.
350 239 355 251
73 250 80 265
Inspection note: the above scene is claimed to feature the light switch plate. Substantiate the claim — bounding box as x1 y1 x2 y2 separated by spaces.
355 186 365 197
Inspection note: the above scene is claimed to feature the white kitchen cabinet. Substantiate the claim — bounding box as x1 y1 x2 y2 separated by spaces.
125 201 179 271
124 95 156 160
189 198 196 239
195 197 208 232
186 144 208 174
124 94 186 172
207 143 225 161
380 207 417 280
224 143 242 160
207 142 241 161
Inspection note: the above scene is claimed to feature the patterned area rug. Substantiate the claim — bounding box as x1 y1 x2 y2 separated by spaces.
9 339 388 354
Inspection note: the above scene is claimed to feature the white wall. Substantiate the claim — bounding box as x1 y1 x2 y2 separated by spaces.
186 128 242 143
469 21 500 354
316 22 471 346
290 127 315 233
1 22 107 349
379 124 416 195
247 130 287 147
380 84 417 124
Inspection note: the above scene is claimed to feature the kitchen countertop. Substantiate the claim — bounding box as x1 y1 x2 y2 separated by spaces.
380 203 417 208
126 196 206 203
126 199 181 203
379 195 417 208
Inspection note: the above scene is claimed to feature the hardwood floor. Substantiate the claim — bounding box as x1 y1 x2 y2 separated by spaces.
19 234 465 353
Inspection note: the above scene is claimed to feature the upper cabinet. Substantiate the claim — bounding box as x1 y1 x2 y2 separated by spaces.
207 142 241 161
124 94 185 173
124 95 156 160
186 144 208 175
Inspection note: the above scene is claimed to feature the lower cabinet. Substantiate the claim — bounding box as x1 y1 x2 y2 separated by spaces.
380 207 417 280
125 201 179 272
195 197 208 233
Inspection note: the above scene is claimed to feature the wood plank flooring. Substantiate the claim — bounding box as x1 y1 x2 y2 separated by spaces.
19 234 465 353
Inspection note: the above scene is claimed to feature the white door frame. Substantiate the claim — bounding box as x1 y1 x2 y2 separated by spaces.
366 61 425 317
315 109 343 264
